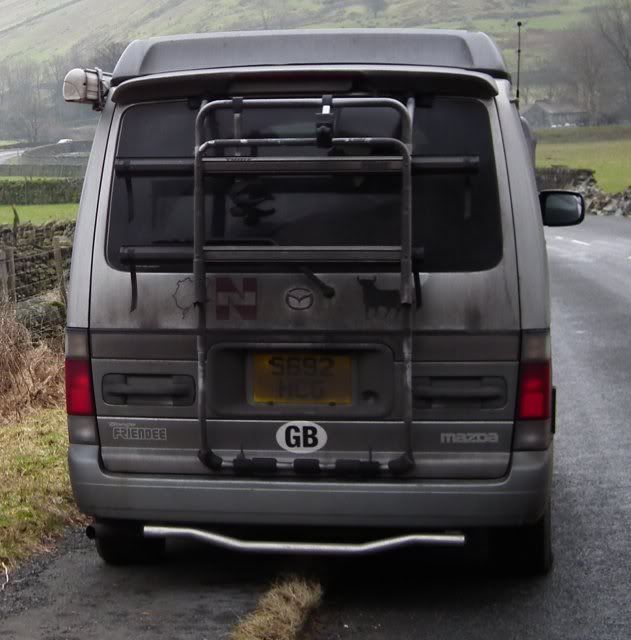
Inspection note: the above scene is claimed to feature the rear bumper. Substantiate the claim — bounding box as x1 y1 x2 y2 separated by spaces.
69 445 552 528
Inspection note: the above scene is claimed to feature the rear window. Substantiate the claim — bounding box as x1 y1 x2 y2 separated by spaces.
107 97 502 271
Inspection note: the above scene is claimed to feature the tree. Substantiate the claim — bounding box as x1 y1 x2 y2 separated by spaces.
258 0 288 29
597 0 631 74
556 26 611 119
0 63 9 117
87 41 128 72
597 1 631 109
4 63 51 143
364 0 387 18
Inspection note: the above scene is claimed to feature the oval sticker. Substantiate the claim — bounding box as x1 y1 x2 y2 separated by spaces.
276 421 327 454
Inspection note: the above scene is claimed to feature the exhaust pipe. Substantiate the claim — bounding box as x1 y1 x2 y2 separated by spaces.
144 525 466 556
86 521 143 540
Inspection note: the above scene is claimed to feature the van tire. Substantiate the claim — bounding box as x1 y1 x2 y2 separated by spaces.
95 535 165 566
491 501 553 576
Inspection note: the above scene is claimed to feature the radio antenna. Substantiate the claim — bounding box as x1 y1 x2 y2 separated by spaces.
516 20 523 110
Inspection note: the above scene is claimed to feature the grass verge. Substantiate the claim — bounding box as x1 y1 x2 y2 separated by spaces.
0 307 72 568
230 576 323 640
0 203 78 225
0 409 81 568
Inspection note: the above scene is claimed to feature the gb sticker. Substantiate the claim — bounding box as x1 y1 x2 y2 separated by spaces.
276 421 327 454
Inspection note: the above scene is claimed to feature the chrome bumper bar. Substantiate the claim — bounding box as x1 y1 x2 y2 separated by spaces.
143 525 466 555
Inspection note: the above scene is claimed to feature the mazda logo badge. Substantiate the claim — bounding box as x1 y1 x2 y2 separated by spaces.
286 287 314 311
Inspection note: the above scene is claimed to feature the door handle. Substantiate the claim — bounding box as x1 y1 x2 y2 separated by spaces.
414 383 504 401
102 374 195 406
107 381 191 397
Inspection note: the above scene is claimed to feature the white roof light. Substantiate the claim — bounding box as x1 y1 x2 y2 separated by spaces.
63 68 111 110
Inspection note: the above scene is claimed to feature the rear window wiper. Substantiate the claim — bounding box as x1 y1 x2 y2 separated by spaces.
120 246 335 301
297 264 335 298
119 239 277 263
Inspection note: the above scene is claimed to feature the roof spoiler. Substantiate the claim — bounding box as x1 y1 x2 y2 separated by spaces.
111 66 500 105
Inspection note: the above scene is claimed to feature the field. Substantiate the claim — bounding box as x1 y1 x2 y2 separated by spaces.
0 203 78 225
536 126 631 193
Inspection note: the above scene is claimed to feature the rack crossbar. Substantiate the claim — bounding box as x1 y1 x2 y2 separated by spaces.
114 156 479 176
120 246 403 265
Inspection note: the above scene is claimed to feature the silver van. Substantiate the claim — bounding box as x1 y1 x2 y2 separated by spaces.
63 29 584 574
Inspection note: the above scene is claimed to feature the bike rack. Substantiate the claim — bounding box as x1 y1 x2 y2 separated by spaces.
192 95 418 474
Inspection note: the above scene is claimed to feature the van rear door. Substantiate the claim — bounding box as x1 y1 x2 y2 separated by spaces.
89 90 520 479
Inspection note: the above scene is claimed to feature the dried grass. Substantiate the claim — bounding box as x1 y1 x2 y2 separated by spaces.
231 576 323 640
0 309 75 568
0 304 64 424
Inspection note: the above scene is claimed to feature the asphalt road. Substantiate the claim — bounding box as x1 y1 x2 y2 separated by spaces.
1 214 630 639
314 214 631 640
0 148 23 165
0 529 273 640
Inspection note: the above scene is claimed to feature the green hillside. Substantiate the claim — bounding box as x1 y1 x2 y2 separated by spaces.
0 0 605 69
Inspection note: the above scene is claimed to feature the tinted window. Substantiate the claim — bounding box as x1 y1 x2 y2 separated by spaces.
108 98 502 271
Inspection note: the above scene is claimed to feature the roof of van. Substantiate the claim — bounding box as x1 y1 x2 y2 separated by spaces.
110 29 510 86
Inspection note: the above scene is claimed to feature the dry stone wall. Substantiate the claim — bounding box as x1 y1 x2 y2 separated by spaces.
0 221 75 338
0 221 75 301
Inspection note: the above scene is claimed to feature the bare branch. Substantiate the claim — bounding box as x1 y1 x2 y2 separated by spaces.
597 0 631 73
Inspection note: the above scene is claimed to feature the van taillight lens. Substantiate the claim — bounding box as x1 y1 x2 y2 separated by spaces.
65 358 95 416
517 361 551 420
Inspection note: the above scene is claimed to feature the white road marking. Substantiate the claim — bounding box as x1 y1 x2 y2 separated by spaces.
555 236 565 240
571 239 590 246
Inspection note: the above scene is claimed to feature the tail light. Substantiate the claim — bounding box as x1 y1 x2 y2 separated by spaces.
514 332 553 451
517 361 551 420
65 329 98 445
65 358 95 416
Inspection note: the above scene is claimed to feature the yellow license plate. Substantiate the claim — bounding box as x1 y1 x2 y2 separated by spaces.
252 353 352 405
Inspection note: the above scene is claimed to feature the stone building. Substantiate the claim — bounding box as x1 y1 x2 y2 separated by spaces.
522 101 589 129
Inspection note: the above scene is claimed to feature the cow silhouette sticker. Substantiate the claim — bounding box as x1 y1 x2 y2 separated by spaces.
357 276 401 316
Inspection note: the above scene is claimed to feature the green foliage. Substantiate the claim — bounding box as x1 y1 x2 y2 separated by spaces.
0 177 82 206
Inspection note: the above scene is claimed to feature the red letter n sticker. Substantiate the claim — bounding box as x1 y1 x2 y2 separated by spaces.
216 277 258 320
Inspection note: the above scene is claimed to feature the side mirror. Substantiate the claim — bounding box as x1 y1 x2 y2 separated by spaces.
539 190 585 227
